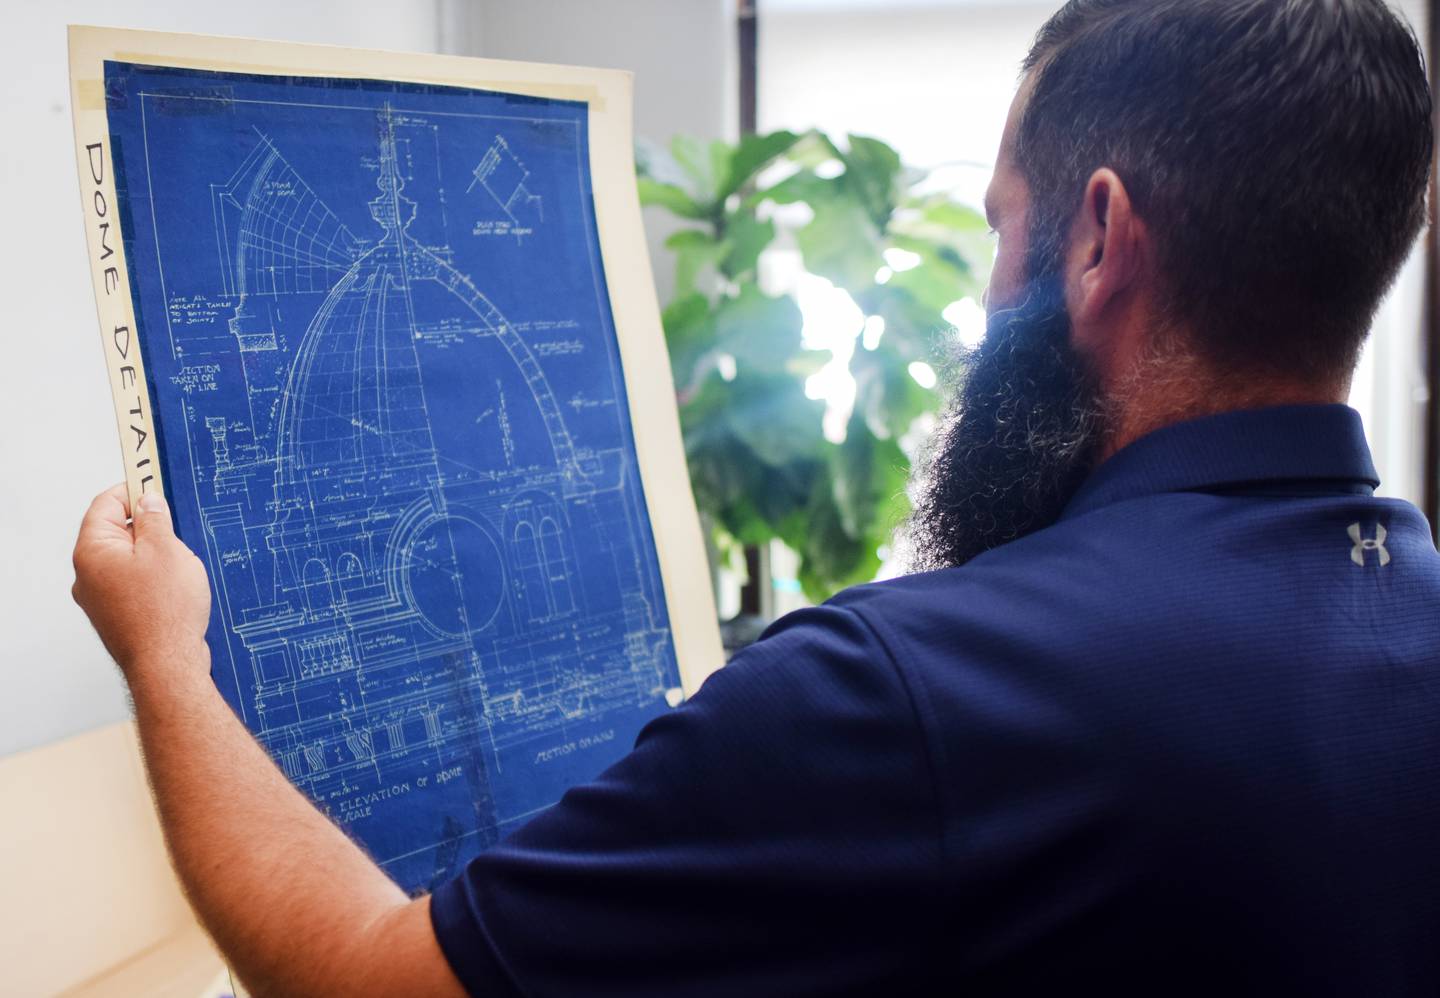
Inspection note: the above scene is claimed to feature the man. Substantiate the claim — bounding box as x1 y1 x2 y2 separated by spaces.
71 0 1439 993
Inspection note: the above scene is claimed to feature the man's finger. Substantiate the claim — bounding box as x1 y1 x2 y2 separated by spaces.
132 490 176 544
78 484 134 543
83 483 130 523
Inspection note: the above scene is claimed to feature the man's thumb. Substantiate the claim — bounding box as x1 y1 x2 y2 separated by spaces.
133 491 174 541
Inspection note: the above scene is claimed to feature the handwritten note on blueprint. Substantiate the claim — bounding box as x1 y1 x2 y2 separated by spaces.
99 58 689 892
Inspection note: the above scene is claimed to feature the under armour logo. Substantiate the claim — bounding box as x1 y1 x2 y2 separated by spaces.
1348 522 1390 567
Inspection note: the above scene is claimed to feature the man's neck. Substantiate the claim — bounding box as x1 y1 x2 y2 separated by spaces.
1094 347 1350 464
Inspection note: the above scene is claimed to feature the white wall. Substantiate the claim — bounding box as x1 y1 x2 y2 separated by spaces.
0 0 731 758
762 3 1053 185
460 0 735 303
762 0 1433 507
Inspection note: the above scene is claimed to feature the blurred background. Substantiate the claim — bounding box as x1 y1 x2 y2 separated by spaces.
1 1 1434 993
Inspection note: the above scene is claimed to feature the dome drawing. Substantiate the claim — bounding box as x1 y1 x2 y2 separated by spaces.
144 81 685 892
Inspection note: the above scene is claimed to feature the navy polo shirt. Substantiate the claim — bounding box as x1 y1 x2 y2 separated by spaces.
430 404 1440 995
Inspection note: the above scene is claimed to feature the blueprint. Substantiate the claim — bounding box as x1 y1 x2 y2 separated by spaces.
102 62 685 892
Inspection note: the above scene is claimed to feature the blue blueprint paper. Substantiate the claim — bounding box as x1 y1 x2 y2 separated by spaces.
103 61 685 892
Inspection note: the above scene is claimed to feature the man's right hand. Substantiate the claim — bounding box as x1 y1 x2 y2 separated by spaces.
71 484 212 687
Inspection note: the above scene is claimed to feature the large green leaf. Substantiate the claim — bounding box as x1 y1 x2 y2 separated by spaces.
886 247 980 316
722 369 826 469
785 480 878 603
636 138 694 192
758 170 837 207
783 130 843 170
660 292 715 393
712 284 804 374
841 134 904 228
796 196 884 289
869 284 949 359
637 178 710 220
669 134 719 203
851 337 940 441
831 412 911 541
666 229 729 298
719 213 775 281
681 374 823 545
716 130 803 201
917 198 990 233
893 198 994 286
762 407 913 603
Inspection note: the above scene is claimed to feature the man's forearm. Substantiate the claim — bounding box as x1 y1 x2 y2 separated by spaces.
71 487 466 995
127 644 460 997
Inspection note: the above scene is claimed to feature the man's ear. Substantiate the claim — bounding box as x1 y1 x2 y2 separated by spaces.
1066 168 1143 333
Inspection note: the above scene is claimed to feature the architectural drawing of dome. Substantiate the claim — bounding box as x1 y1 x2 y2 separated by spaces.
250 119 442 630
149 84 683 892
255 108 586 638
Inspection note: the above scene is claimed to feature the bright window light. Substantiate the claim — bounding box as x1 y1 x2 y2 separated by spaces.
862 314 886 351
907 360 938 389
942 296 987 349
795 272 863 442
882 247 922 272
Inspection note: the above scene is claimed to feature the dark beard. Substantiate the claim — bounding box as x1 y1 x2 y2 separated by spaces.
906 277 1103 571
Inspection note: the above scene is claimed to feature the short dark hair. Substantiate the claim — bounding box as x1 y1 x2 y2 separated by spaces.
1019 0 1433 380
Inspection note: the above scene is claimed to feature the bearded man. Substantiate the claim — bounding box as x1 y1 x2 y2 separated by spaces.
71 0 1440 994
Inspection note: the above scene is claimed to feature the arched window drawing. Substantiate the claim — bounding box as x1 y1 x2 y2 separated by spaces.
336 552 362 579
302 557 336 617
336 552 364 599
513 522 549 621
538 517 574 616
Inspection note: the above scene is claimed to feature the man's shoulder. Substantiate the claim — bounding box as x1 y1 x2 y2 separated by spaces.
823 510 1131 654
713 600 909 713
829 489 1433 684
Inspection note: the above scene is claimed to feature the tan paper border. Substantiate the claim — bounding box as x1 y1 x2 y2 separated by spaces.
67 25 723 694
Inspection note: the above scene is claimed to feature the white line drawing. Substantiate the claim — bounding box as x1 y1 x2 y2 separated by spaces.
469 135 544 225
211 128 366 298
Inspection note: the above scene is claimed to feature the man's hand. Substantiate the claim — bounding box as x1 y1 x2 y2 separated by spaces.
72 484 211 683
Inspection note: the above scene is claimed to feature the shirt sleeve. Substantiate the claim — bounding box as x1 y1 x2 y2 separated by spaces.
428 603 942 997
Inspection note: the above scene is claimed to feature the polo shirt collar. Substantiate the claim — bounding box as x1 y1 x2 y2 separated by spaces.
1060 404 1379 520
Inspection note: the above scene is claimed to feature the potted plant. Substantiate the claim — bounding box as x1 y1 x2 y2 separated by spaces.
638 129 992 633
